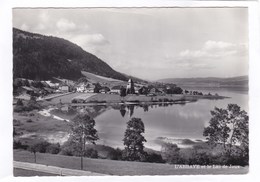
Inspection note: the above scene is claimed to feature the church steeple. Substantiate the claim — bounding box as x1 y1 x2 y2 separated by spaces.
126 78 135 94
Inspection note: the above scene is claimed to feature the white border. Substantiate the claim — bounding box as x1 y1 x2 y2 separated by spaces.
0 0 259 182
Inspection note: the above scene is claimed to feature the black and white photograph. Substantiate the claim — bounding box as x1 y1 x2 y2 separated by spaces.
2 2 256 178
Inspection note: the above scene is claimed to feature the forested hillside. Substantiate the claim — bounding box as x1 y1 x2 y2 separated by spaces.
13 28 128 81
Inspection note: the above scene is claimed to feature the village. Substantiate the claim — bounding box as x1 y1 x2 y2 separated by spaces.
12 72 219 106
14 75 183 100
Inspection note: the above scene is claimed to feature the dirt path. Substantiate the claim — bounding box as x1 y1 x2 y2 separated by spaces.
13 161 107 176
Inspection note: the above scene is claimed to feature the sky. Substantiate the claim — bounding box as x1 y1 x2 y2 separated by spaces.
13 8 248 81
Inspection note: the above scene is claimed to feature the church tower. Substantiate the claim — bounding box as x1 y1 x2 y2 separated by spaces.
126 78 135 94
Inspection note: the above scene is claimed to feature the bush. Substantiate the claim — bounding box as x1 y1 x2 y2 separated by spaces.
59 147 74 156
98 100 107 103
29 141 51 153
127 100 139 103
16 99 24 106
14 105 26 112
60 140 99 158
14 98 41 112
107 148 123 160
13 140 28 150
46 143 61 154
71 99 77 103
188 151 213 165
146 152 165 163
122 149 147 162
27 99 41 110
161 143 181 164
13 119 22 126
84 148 98 158
87 100 97 103
163 98 169 102
26 119 33 123
60 140 81 156
209 147 249 166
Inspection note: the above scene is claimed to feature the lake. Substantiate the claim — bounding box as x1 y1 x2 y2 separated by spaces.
55 88 248 151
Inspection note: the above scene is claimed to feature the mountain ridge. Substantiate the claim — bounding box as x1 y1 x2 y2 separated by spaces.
157 75 248 88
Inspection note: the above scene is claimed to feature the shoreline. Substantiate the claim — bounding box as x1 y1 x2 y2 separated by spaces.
44 93 229 105
69 100 196 107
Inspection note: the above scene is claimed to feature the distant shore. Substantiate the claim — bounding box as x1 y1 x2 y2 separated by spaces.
41 92 229 106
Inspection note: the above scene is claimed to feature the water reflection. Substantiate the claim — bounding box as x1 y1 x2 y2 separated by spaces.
52 104 109 121
120 108 126 117
109 102 186 118
52 89 248 151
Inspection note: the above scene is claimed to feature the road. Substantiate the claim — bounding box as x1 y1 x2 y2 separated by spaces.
13 161 107 176
37 92 73 101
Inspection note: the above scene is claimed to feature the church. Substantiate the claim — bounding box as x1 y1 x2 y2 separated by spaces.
126 78 135 94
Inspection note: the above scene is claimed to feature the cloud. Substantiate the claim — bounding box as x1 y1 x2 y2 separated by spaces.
179 40 247 59
180 49 212 58
35 23 46 31
72 34 108 47
70 33 109 54
83 34 108 45
203 40 236 51
158 40 248 75
39 11 49 23
99 8 155 17
20 23 29 31
56 18 76 32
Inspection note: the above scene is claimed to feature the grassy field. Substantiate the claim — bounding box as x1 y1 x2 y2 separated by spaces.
14 149 248 176
82 71 124 85
43 92 83 105
85 93 187 103
13 110 70 145
13 111 69 132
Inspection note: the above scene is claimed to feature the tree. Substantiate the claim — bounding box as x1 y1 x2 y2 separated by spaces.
46 143 61 154
226 104 249 158
126 79 135 94
69 114 99 170
172 87 183 94
28 141 51 163
31 81 44 88
203 107 230 150
161 143 180 164
138 86 149 95
119 108 126 117
123 117 147 161
27 96 41 110
166 86 183 94
120 87 127 97
29 144 39 163
93 83 102 93
203 104 249 162
127 105 135 117
16 99 24 106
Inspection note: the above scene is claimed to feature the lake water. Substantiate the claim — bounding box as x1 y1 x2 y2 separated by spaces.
55 88 248 151
94 88 248 151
